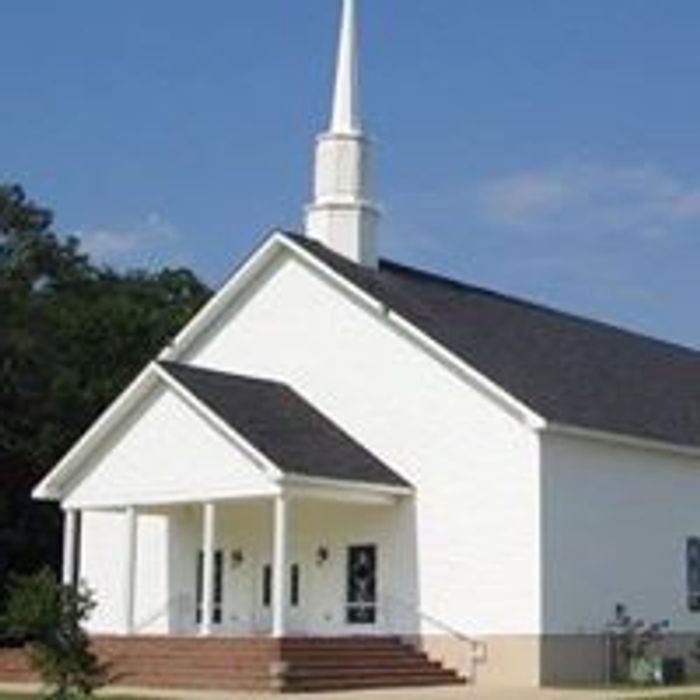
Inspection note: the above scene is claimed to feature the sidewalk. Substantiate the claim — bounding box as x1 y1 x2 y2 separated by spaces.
94 683 700 699
4 681 700 700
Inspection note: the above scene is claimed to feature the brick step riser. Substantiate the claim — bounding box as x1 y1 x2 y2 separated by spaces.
100 651 422 665
98 644 407 656
98 643 404 651
286 668 455 680
282 646 423 655
0 671 35 682
97 636 401 648
283 677 465 692
112 674 462 693
109 670 270 679
109 668 271 680
111 676 273 691
95 643 278 653
100 653 275 665
98 653 427 667
99 647 413 658
102 659 440 673
281 640 404 649
284 658 439 669
103 653 435 667
0 651 34 682
110 669 270 678
108 661 445 678
281 645 407 653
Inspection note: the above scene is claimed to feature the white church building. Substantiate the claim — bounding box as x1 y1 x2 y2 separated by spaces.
32 0 700 690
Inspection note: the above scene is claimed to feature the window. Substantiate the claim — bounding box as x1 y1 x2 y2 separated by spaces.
290 563 300 608
262 564 272 608
196 550 223 624
262 564 301 607
687 538 700 612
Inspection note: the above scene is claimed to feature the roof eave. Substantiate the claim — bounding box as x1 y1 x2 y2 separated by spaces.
543 421 700 459
282 472 413 505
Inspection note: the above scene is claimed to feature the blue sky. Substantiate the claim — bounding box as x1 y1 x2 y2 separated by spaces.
2 1 700 347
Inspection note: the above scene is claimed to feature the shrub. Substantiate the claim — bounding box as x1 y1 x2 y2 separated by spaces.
1 568 105 700
606 603 669 685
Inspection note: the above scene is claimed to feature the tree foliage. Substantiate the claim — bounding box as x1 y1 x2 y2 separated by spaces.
0 184 211 602
2 568 105 699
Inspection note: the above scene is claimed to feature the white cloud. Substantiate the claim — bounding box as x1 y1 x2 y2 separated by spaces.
75 212 185 268
477 163 700 236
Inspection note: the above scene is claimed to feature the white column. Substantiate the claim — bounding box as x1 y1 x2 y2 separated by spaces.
200 502 216 636
62 509 78 586
123 506 137 635
271 494 289 639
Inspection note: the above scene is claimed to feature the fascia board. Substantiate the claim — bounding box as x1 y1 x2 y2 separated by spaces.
32 364 159 501
281 472 413 497
544 422 700 460
159 230 288 362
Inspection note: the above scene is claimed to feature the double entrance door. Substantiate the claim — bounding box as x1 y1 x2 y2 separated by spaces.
195 549 305 633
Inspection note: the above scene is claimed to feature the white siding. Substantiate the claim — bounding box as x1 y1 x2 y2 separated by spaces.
180 253 541 635
81 510 170 635
65 385 276 509
541 432 700 634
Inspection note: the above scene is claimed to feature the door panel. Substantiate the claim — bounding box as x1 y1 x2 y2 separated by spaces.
255 560 305 633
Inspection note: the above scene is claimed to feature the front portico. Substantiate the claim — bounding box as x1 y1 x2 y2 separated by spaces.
63 484 408 640
39 360 413 641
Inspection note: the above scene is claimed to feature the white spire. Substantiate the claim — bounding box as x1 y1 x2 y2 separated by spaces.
304 0 380 268
331 0 360 134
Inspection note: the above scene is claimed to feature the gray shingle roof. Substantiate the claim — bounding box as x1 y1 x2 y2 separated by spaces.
160 361 409 488
284 233 700 450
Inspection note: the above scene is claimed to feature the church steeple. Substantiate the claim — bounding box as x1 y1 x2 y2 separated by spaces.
305 0 380 268
330 0 360 134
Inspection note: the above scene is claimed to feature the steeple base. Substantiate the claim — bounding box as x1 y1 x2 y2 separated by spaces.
305 200 380 268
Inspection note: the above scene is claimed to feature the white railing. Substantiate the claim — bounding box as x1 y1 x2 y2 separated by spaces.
381 593 486 683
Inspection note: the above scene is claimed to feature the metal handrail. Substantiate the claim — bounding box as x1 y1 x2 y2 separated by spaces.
381 593 486 682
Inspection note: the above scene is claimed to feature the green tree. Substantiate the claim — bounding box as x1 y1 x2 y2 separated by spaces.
0 184 211 603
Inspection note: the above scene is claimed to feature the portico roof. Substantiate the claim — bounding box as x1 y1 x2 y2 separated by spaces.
160 361 409 489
